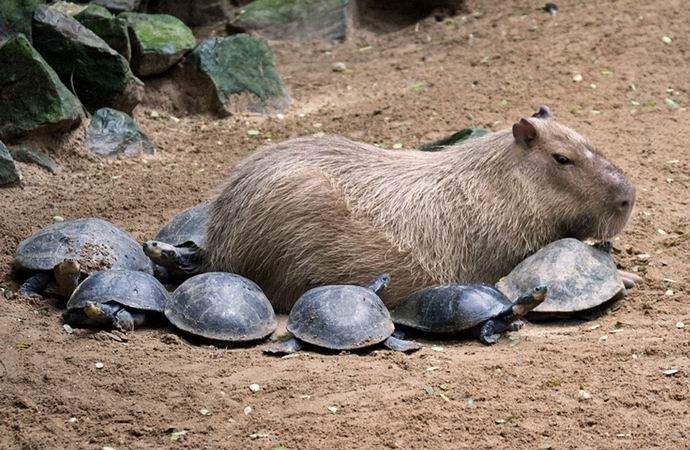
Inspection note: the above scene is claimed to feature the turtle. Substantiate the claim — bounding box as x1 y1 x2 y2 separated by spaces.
496 238 630 320
391 284 548 345
165 272 277 344
142 202 210 281
13 218 153 298
264 274 422 355
62 269 169 331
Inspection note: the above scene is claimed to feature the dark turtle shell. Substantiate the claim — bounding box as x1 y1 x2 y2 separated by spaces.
14 218 152 274
391 284 511 333
496 238 623 315
165 272 276 342
65 269 169 313
154 202 210 247
287 285 394 350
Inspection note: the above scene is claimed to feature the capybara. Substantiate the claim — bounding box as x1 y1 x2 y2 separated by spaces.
205 106 635 312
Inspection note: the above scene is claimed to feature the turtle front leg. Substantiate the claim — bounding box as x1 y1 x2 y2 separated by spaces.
264 337 302 355
383 336 421 353
508 319 525 332
113 309 143 332
618 270 643 289
19 272 53 298
479 320 503 345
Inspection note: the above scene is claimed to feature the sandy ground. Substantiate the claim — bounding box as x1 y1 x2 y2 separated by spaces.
1 0 689 449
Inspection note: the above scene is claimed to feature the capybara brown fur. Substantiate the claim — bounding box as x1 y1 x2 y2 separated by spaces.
205 107 635 312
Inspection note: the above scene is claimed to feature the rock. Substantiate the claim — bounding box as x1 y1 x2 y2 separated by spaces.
0 34 82 139
418 126 489 152
49 1 88 16
77 0 142 14
147 0 227 27
227 0 351 42
332 62 346 72
8 145 61 173
32 5 144 113
0 141 21 186
0 0 45 42
180 34 290 116
86 107 155 157
75 5 132 60
119 13 196 76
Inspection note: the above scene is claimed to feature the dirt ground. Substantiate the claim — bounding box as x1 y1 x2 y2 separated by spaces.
1 0 689 449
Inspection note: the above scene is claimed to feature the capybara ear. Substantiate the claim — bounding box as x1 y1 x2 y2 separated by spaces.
512 118 538 146
532 105 552 119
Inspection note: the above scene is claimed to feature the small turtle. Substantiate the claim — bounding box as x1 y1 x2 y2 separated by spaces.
496 238 630 319
13 218 153 298
165 272 277 344
63 269 169 331
265 274 421 355
392 284 547 344
142 202 209 281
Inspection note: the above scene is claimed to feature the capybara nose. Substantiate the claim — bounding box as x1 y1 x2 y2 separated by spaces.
614 183 635 213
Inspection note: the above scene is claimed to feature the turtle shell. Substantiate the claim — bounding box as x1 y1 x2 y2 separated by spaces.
391 284 511 333
287 285 394 350
496 238 624 315
154 202 210 247
165 272 276 342
13 218 152 274
65 269 169 313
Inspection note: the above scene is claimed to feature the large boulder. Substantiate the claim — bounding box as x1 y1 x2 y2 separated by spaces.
0 141 21 186
0 0 45 42
0 34 82 139
180 34 290 116
119 12 196 77
75 5 132 60
86 107 155 157
227 0 351 42
147 0 227 27
32 5 144 113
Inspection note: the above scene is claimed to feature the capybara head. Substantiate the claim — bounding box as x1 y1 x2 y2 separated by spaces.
511 106 635 240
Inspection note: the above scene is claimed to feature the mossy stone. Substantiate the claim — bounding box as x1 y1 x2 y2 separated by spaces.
0 0 45 42
32 5 143 113
0 34 82 139
119 12 196 76
228 0 350 42
75 5 132 60
182 34 290 116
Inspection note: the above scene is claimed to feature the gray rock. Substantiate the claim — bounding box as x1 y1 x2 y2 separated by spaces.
77 0 142 13
86 107 155 157
0 34 83 139
32 5 144 113
0 141 21 186
119 12 196 76
75 5 132 60
8 145 61 173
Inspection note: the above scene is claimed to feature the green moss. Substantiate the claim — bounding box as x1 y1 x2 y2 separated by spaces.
0 35 82 138
188 35 288 109
120 13 195 54
0 0 45 40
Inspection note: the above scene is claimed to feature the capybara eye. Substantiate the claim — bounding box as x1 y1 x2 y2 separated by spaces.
552 153 572 165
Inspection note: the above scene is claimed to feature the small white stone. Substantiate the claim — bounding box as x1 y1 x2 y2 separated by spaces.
657 229 667 235
199 408 211 416
249 384 261 393
662 36 672 44
244 406 252 416
573 74 583 82
332 62 347 72
53 215 65 222
675 321 685 329
392 143 403 149
665 289 674 296
68 417 77 423
95 362 104 369
276 113 285 120
62 324 74 334
247 129 260 136
431 346 444 352
578 389 592 401
327 405 338 414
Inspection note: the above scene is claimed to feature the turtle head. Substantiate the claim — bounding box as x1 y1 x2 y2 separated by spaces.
511 285 548 317
53 259 82 297
84 301 107 320
142 241 179 267
365 273 391 296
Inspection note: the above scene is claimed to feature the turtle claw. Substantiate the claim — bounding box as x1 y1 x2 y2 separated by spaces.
264 337 302 355
509 320 525 332
480 333 501 345
383 336 421 353
618 270 643 290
